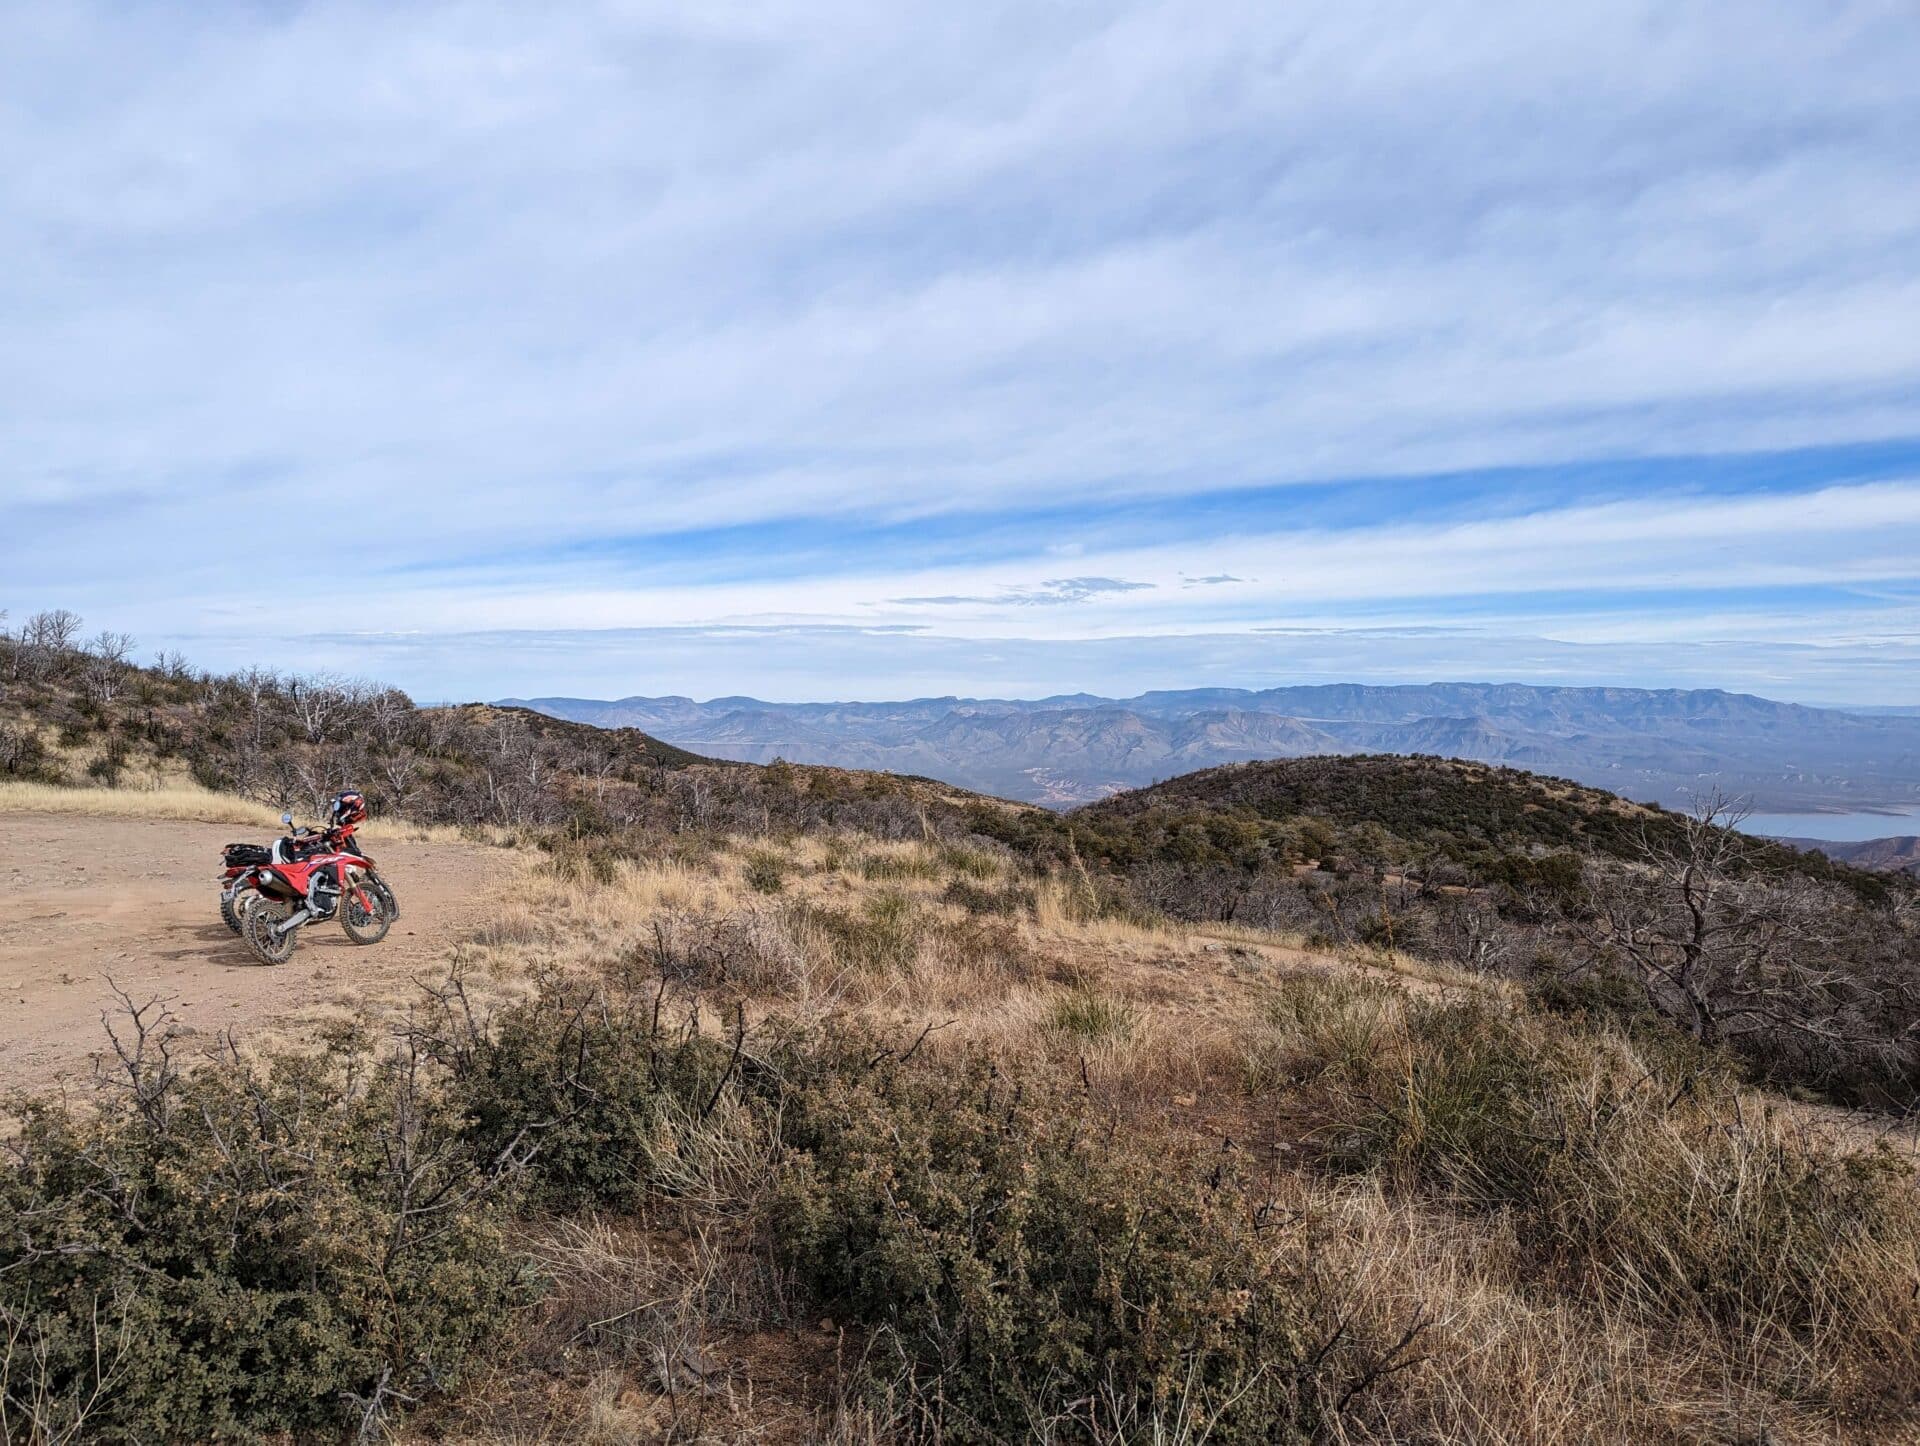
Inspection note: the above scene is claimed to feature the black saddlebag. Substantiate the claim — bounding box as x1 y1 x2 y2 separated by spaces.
223 842 272 867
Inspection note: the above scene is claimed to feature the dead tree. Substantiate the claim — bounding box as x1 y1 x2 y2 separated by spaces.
287 672 350 744
83 631 135 706
366 688 414 751
378 751 422 809
1586 794 1857 1050
9 609 83 682
233 666 281 749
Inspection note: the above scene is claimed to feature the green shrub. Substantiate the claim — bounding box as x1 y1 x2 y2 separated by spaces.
741 847 789 894
0 1026 523 1442
1478 848 1586 901
1241 973 1400 1092
423 972 742 1211
1524 958 1663 1029
942 876 1036 917
85 740 130 786
860 891 922 962
787 891 924 974
770 1046 1332 1441
1314 996 1552 1201
0 723 52 779
540 832 641 884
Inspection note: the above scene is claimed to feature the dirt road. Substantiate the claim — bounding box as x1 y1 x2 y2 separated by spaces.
0 811 515 1093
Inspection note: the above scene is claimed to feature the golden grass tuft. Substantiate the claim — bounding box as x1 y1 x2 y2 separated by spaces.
0 778 284 826
0 779 503 845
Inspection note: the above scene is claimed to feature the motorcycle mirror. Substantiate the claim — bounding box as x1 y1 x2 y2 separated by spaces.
281 812 294 826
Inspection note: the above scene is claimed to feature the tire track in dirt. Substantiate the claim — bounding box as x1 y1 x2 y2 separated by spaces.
0 810 516 1092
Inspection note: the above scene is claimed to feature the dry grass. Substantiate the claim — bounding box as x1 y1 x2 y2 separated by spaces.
0 778 285 826
0 778 499 845
474 831 1358 1079
1297 1178 1842 1444
406 1084 840 1445
441 844 1616 1154
415 1214 826 1444
1224 975 1920 1435
399 827 1920 1441
466 855 740 958
475 836 1309 1151
363 816 511 845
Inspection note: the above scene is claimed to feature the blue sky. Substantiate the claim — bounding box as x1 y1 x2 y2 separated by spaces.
4 1 1920 704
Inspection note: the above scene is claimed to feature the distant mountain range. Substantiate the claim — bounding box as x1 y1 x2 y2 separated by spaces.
1775 835 1920 876
499 683 1920 813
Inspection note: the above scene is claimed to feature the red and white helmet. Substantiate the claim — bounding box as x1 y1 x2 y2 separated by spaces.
328 790 368 828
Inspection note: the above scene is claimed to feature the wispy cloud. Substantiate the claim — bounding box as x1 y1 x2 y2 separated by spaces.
1 2 1917 701
890 577 1155 607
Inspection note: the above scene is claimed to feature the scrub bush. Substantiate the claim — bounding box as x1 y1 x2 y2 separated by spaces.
770 1043 1342 1442
0 1012 525 1443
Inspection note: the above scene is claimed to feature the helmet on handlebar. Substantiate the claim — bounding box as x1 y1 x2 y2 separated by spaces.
328 790 368 828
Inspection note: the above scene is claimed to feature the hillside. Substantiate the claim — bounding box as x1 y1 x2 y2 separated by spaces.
508 681 1920 810
0 613 1032 842
1069 753 1857 882
1077 753 1653 846
1776 833 1920 876
5 615 1920 1442
1029 754 1916 1107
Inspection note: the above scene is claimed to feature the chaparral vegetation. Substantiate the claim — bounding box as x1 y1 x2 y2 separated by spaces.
3 611 1917 1442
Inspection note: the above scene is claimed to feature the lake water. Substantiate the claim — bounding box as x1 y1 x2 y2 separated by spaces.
1739 811 1920 842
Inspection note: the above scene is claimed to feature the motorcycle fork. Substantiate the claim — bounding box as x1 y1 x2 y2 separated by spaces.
336 865 374 916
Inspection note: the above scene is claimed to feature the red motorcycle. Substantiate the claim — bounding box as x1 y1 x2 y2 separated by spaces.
218 791 400 965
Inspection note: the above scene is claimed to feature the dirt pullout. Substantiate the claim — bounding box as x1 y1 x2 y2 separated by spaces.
0 810 515 1093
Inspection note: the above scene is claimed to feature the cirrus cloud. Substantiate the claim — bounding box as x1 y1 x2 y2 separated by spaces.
1 2 1917 702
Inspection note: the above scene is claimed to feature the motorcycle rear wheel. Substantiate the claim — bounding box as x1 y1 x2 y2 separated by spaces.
244 899 299 965
220 891 244 935
341 875 395 945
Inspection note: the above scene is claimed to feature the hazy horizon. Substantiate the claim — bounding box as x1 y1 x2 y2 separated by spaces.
494 676 1902 714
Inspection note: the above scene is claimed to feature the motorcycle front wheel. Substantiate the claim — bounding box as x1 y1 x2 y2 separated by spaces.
244 898 299 965
220 890 244 935
341 873 396 945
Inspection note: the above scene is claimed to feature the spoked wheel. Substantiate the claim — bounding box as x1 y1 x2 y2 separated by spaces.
340 874 395 945
232 891 264 934
220 891 244 935
243 898 299 965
